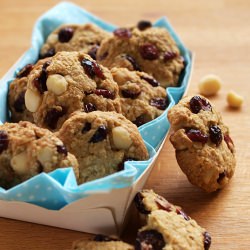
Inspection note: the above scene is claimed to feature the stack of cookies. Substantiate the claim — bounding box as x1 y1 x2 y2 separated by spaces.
3 21 185 188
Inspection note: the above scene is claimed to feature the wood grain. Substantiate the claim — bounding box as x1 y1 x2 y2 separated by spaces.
0 0 249 249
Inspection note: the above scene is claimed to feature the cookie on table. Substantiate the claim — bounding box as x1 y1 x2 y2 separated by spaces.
25 51 121 131
134 190 211 250
111 67 168 126
0 121 79 189
168 95 236 192
72 235 134 250
57 111 149 184
96 21 184 88
40 23 111 59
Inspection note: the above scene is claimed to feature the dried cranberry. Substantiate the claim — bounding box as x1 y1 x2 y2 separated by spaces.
134 192 150 214
13 91 25 113
121 89 141 99
137 20 152 31
204 232 212 250
95 89 115 99
124 55 141 71
33 61 50 94
98 51 108 61
209 125 222 146
81 59 105 79
84 103 97 113
94 235 117 242
163 51 177 62
224 134 234 152
189 96 212 114
133 115 146 127
39 48 55 59
89 125 107 143
141 76 159 87
149 98 168 110
139 43 159 60
44 107 66 130
155 196 172 212
16 64 33 78
135 230 165 250
82 122 91 133
186 129 208 144
113 28 132 38
58 27 74 43
176 208 190 221
0 130 9 154
56 145 68 156
217 171 226 184
88 45 99 60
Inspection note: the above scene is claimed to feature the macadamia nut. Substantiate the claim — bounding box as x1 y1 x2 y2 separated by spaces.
25 89 41 112
46 74 68 95
112 126 132 149
227 90 243 108
198 74 221 96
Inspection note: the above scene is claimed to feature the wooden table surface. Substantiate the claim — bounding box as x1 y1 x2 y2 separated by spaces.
0 0 249 249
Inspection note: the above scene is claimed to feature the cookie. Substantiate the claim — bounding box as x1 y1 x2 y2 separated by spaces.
136 210 211 250
57 111 149 184
97 23 184 88
25 51 121 131
40 23 111 59
0 121 79 189
111 67 167 126
72 235 134 250
168 95 236 192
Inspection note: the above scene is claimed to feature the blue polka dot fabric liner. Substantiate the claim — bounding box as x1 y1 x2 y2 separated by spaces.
0 2 191 210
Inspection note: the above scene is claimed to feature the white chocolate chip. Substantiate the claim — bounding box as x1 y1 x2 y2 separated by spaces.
25 89 41 112
198 74 221 96
112 126 132 149
11 152 28 175
46 74 68 95
37 147 54 166
227 90 243 108
47 33 58 45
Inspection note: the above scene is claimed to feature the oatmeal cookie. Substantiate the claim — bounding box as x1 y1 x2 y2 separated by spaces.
40 23 111 59
111 67 167 126
0 121 79 189
168 95 236 192
97 22 184 88
25 51 121 131
57 111 149 184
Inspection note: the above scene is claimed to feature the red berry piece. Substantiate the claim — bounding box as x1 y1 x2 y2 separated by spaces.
89 125 107 143
84 103 97 113
209 125 222 146
58 27 74 43
217 171 227 184
204 232 212 250
137 20 152 31
149 98 168 110
134 192 150 214
135 230 165 250
81 59 105 79
121 89 141 99
141 76 160 87
186 129 208 144
139 43 159 60
163 51 177 62
189 96 212 114
88 45 99 60
98 51 108 61
176 208 190 221
133 115 146 127
95 89 115 99
125 55 141 71
113 28 132 38
155 196 172 212
39 48 55 59
56 145 68 156
224 134 234 152
44 107 66 130
13 91 25 113
0 130 9 154
82 122 91 133
16 64 33 78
